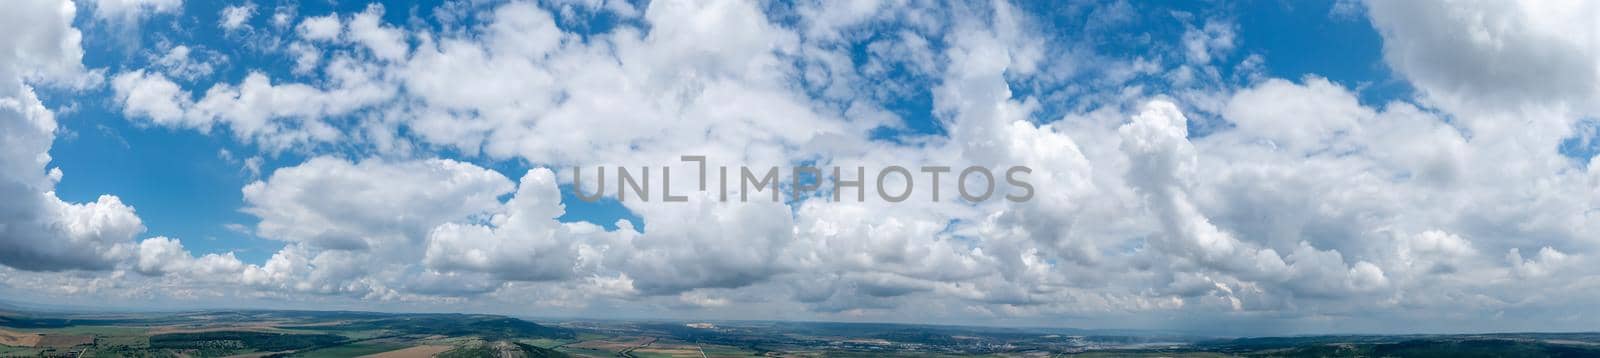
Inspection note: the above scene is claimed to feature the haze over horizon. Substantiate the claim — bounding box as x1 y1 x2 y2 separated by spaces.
3 0 1600 337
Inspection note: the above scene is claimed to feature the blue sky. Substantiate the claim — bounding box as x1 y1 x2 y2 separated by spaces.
4 0 1600 335
48 0 675 263
45 0 1403 263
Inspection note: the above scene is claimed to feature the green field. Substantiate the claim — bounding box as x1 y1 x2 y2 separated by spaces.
264 327 386 338
700 345 759 356
556 346 617 357
290 342 408 357
0 345 46 356
518 337 573 348
36 325 147 336
9 308 1600 357
94 334 150 348
1071 352 1231 357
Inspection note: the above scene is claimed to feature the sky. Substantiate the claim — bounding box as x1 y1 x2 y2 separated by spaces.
2 0 1599 336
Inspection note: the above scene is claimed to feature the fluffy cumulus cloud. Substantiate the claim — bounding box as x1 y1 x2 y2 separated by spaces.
242 157 514 251
423 168 583 282
88 0 182 24
0 0 144 271
218 3 255 31
1365 0 1600 116
5 0 1600 333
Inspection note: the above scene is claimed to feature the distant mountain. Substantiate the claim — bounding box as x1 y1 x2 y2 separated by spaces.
281 313 576 340
0 306 576 342
0 297 159 314
1193 334 1600 357
0 299 17 315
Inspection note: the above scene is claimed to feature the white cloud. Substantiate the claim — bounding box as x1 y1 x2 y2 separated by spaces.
12 0 1600 333
1365 0 1600 117
111 67 394 150
111 70 193 126
150 45 220 80
1 0 145 272
1 0 88 82
135 236 246 278
1182 18 1236 65
677 291 731 308
287 42 320 74
347 5 408 61
270 5 295 29
613 197 797 295
219 3 256 31
423 168 589 282
1223 77 1370 153
1508 247 1574 279
297 14 341 41
88 0 182 24
242 157 514 251
79 0 1403 319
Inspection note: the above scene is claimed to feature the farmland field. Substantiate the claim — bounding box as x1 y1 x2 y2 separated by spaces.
6 308 1600 357
0 310 576 358
292 342 409 357
360 344 453 358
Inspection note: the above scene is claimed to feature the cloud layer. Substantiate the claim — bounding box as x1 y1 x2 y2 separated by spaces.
2 0 1598 334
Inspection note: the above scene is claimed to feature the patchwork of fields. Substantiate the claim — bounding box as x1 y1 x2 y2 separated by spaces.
4 308 1600 357
0 310 762 357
